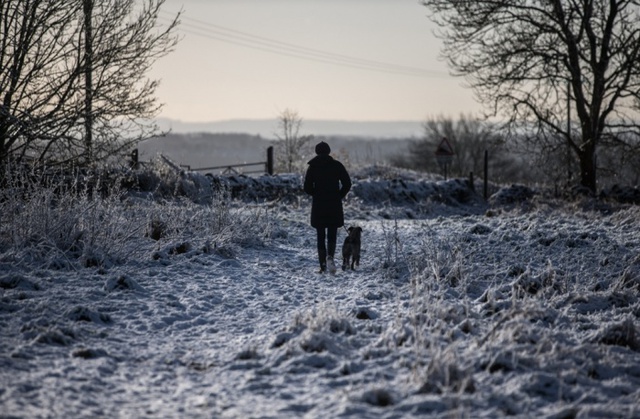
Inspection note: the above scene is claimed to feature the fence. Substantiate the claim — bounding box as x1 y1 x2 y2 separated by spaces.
131 146 274 176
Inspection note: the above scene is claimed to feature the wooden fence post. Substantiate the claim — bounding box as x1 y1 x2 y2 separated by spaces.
483 150 489 200
131 149 138 169
266 146 274 175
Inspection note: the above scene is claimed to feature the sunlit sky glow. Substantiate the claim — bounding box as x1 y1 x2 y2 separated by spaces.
150 0 482 123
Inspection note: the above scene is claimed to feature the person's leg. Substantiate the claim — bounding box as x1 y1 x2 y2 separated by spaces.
316 227 327 271
327 227 338 258
326 226 338 273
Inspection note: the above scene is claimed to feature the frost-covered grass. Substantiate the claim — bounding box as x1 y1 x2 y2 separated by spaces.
1 163 639 418
0 164 271 271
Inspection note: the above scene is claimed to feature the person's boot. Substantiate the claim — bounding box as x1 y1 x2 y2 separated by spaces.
327 256 337 274
318 249 327 273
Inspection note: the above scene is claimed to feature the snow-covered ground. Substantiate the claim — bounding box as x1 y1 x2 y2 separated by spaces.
1 165 640 418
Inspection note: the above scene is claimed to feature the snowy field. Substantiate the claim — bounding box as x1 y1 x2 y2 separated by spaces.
1 164 640 418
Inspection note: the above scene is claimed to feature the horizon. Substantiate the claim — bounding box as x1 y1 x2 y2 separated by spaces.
155 116 426 138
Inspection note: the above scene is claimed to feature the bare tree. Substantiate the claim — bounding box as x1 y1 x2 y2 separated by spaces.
1 1 83 166
274 109 314 173
80 0 180 165
422 0 640 193
0 0 180 168
393 114 518 183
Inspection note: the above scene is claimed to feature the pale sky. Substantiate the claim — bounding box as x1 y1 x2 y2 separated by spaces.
150 0 482 123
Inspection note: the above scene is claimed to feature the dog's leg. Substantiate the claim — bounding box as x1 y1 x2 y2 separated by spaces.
351 248 360 270
342 237 351 271
341 245 348 271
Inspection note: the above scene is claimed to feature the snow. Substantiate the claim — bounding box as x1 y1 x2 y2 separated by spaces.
1 163 640 418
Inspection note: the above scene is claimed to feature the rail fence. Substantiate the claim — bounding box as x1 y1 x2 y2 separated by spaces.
131 146 274 176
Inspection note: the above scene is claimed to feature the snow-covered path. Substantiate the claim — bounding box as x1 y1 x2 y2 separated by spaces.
2 202 640 418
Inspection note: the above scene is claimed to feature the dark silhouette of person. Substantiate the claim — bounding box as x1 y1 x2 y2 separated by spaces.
303 141 352 273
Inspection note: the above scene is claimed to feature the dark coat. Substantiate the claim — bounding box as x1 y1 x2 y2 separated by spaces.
303 155 351 228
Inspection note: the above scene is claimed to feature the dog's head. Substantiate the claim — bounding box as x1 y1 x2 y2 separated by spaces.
348 226 362 240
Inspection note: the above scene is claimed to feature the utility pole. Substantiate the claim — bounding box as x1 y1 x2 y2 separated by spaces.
84 0 93 165
566 80 572 187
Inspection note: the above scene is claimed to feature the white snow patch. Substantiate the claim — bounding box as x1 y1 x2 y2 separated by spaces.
1 167 640 418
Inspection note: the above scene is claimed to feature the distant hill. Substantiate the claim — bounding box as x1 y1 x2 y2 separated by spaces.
138 132 413 173
155 118 424 139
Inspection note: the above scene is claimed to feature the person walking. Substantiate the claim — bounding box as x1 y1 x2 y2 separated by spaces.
303 141 352 274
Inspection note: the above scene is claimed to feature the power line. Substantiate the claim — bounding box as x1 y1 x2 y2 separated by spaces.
177 14 443 76
158 11 449 78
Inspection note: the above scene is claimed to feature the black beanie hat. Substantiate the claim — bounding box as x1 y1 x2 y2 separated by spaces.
315 141 331 155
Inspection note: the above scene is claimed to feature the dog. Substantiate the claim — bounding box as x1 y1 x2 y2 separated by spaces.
342 226 362 271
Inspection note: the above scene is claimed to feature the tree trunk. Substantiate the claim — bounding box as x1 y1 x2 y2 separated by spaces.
577 146 597 193
0 121 6 167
